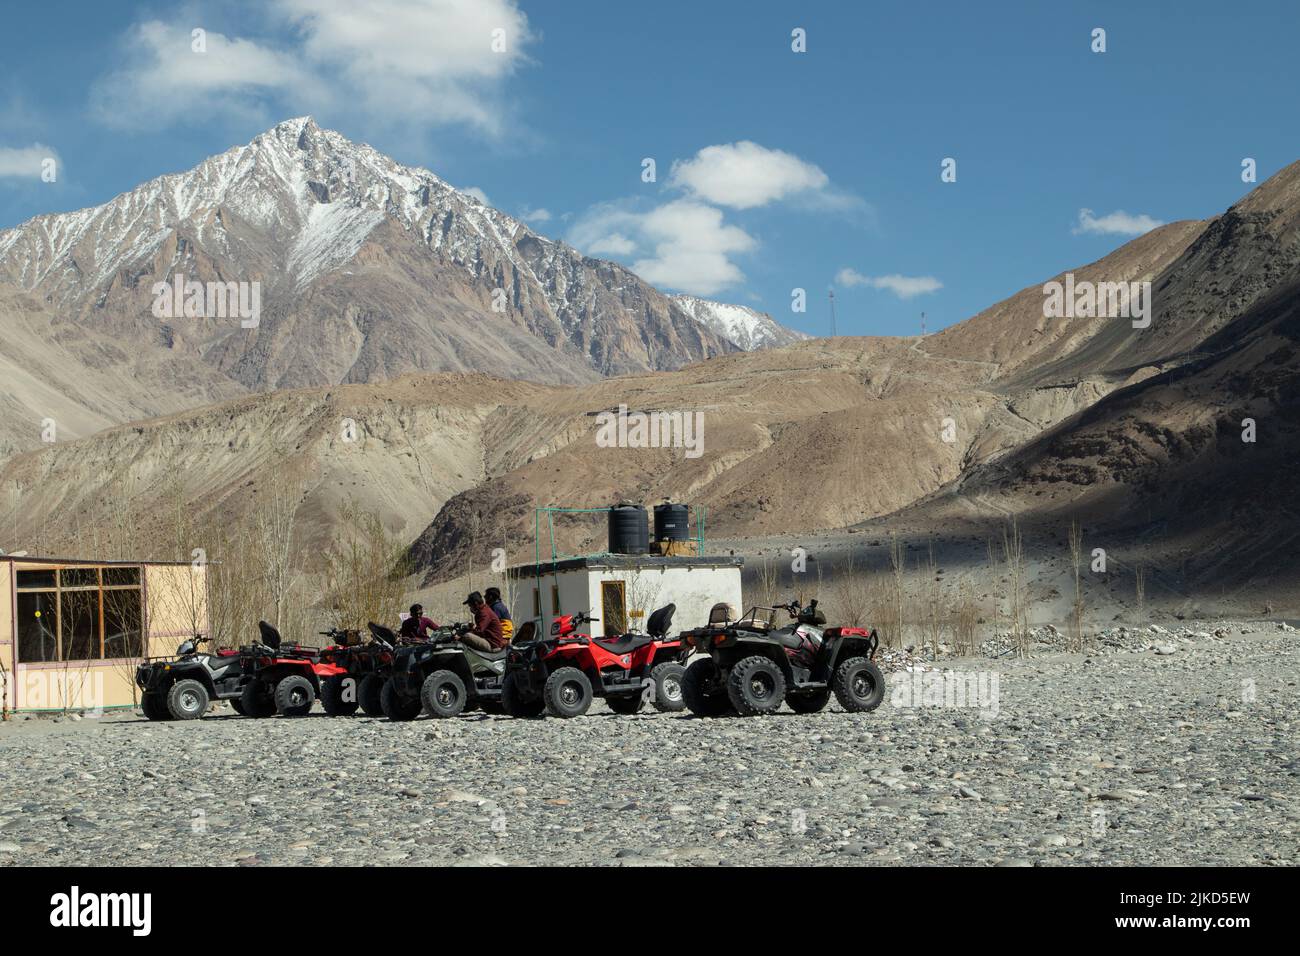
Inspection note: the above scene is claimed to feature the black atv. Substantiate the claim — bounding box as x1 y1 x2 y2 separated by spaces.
316 626 395 717
379 622 509 720
679 599 885 717
135 634 253 720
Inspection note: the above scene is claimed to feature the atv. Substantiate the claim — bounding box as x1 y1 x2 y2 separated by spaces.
501 604 687 719
316 626 397 717
135 634 252 720
236 621 349 718
373 621 508 721
679 599 884 717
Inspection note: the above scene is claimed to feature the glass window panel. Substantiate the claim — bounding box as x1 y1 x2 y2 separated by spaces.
16 592 59 662
60 590 101 661
16 569 56 589
103 588 144 659
59 567 100 588
102 566 141 587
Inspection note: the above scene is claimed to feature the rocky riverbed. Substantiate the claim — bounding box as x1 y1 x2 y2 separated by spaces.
1 621 1296 867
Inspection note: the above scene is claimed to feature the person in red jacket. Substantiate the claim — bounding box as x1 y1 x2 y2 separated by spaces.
399 604 438 641
458 591 505 651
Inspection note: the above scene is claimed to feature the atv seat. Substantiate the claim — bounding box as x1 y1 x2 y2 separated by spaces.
258 620 283 649
368 622 398 643
467 646 510 661
593 634 655 655
645 603 676 638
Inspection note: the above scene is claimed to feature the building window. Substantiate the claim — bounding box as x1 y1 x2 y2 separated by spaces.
601 580 627 636
14 565 144 663
551 585 561 615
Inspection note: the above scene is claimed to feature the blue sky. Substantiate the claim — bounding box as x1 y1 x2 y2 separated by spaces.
2 0 1298 337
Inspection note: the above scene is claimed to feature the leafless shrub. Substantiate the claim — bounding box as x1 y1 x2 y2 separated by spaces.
887 533 907 649
320 498 411 634
952 578 979 656
1001 518 1030 657
1068 518 1086 652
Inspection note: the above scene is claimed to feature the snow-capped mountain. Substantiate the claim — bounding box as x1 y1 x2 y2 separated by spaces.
0 117 734 395
670 294 808 351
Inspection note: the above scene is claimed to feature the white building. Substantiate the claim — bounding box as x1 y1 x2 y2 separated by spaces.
508 555 743 638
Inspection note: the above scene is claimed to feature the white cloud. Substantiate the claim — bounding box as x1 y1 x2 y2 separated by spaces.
669 141 830 209
518 205 552 223
1073 208 1164 236
0 144 58 179
837 268 942 299
92 0 534 134
568 199 756 296
462 186 491 205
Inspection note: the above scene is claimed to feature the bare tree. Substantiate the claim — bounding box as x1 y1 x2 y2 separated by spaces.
1068 519 1085 652
321 498 411 633
1001 518 1030 656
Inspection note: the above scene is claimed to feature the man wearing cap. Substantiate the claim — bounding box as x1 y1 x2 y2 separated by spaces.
458 591 506 652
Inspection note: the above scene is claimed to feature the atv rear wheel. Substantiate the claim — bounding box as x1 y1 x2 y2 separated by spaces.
501 672 544 718
380 678 422 721
649 661 686 712
321 675 360 716
166 678 210 720
832 657 885 712
605 692 644 715
358 674 385 717
229 698 246 716
140 692 170 721
726 655 786 717
239 681 277 718
681 657 733 717
786 688 831 713
420 670 467 718
543 667 593 718
274 675 315 717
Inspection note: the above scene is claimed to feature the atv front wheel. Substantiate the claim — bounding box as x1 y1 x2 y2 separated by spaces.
239 681 277 718
681 658 733 717
605 692 644 715
649 661 686 712
786 688 831 714
380 678 422 721
501 672 544 718
358 674 385 717
166 678 210 720
420 670 468 718
274 675 315 717
543 667 593 718
140 692 171 721
726 655 786 717
832 657 885 713
321 675 360 717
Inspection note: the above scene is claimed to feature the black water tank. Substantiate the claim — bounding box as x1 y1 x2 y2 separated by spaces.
654 503 690 542
608 504 649 554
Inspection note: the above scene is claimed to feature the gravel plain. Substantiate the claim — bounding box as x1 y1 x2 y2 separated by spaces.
1 621 1296 867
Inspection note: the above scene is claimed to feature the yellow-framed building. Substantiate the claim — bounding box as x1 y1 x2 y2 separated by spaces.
0 555 209 713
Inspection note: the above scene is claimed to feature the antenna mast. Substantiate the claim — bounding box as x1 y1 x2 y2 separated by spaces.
921 311 926 337
828 289 837 337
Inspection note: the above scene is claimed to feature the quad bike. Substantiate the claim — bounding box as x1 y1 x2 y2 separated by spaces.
317 626 397 717
501 604 687 719
135 634 253 720
679 599 884 717
236 621 349 718
378 621 513 721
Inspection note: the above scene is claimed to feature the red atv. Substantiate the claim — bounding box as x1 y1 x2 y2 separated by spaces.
679 599 884 717
237 621 349 718
502 604 686 718
316 625 398 717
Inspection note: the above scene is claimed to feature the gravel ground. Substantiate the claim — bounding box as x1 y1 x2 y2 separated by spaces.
1 621 1296 867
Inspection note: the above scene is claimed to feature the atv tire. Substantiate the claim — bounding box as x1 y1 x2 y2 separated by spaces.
681 657 733 717
832 656 885 712
478 700 505 715
726 655 786 717
605 692 644 715
543 666 593 718
380 678 422 721
321 675 360 717
140 692 170 721
274 675 315 717
649 661 686 712
501 672 544 718
229 698 246 716
786 688 831 714
358 674 385 717
421 670 468 718
239 681 277 718
166 678 210 720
